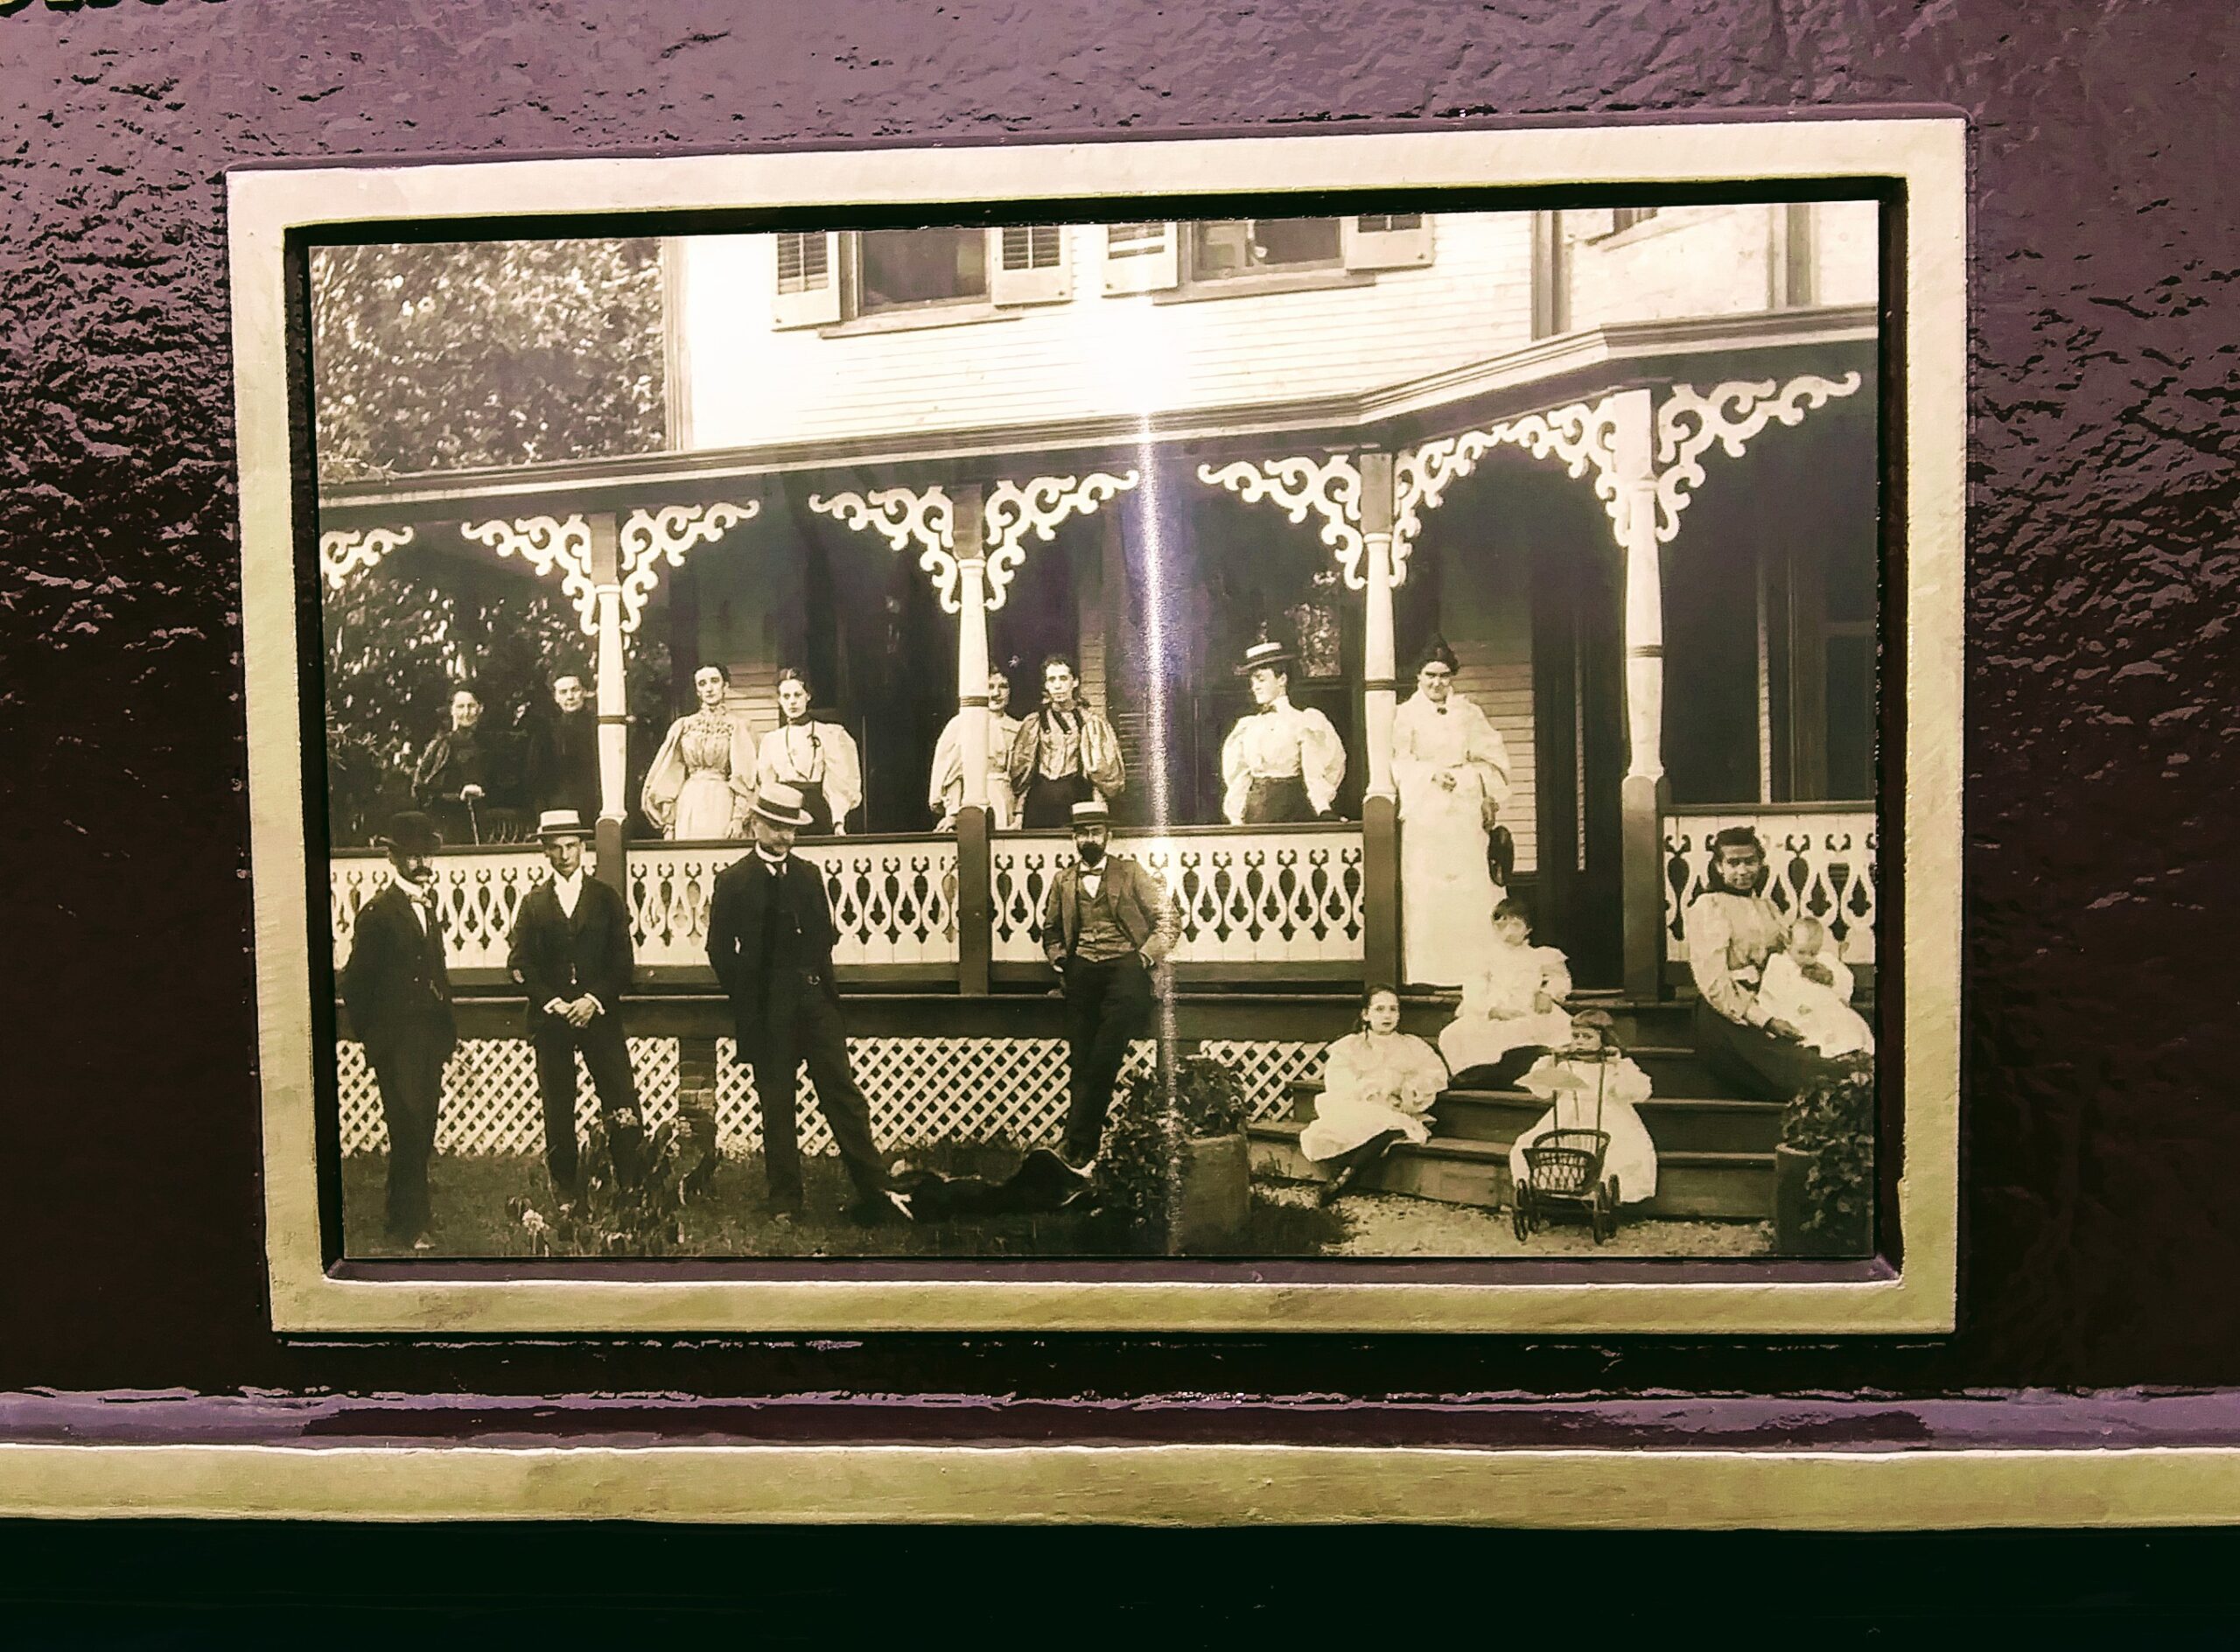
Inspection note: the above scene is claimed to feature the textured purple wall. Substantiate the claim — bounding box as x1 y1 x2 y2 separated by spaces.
2 1 2236 1426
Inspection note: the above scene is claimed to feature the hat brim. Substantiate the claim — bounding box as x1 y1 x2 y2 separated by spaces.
1236 653 1296 676
749 804 814 829
375 832 444 854
536 826 596 840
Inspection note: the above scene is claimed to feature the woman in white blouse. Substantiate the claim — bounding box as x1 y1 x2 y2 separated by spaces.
754 667 862 836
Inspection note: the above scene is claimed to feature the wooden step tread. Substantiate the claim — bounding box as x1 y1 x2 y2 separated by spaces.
1287 1079 1779 1115
1248 1118 1772 1170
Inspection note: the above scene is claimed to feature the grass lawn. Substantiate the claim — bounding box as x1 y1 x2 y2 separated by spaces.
342 1147 1774 1260
341 1141 1349 1259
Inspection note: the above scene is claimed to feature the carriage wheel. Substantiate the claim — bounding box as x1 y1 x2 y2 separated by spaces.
1590 1183 1614 1245
1604 1177 1623 1229
1510 1194 1530 1242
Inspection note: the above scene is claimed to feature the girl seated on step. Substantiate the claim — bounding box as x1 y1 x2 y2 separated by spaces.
1438 898 1576 1090
1756 915 1874 1059
1508 1011 1661 1207
1300 984 1450 1205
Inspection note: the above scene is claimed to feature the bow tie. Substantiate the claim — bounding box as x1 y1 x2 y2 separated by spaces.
1435 704 1449 715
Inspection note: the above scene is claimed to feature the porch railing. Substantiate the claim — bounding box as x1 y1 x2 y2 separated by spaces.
991 823 1366 968
332 825 1365 983
626 836 959 972
1661 804 1878 965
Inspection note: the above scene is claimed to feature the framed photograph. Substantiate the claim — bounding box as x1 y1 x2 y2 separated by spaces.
231 117 1962 1334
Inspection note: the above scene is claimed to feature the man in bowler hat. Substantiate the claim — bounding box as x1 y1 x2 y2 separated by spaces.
1039 798 1181 1167
705 782 910 1224
506 808 641 1201
340 810 456 1248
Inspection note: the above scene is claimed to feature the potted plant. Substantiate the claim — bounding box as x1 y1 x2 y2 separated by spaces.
1774 1056 1876 1257
1093 1053 1253 1254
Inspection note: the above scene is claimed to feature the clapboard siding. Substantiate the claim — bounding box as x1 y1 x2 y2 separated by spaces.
1452 655 1537 876
682 216 1539 450
1565 206 1777 327
1811 200 1880 306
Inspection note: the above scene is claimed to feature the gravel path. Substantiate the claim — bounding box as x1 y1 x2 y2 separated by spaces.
1260 1180 1774 1257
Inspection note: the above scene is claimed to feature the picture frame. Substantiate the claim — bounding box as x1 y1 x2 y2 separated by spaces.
230 115 1964 1334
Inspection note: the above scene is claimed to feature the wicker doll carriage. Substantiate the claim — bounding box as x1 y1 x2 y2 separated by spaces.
1508 1014 1625 1245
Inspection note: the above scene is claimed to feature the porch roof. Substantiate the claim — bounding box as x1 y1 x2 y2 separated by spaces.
315 304 1877 530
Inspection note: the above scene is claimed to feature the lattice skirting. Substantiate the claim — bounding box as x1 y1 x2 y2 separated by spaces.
338 1036 1330 1158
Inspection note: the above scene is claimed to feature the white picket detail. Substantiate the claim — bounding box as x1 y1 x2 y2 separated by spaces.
990 827 1365 966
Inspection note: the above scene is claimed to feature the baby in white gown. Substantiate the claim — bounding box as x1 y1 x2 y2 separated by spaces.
1756 916 1874 1059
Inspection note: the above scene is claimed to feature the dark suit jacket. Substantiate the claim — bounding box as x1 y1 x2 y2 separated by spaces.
1038 856 1181 968
506 875 634 1039
705 853 841 1041
526 710 600 820
340 883 458 1054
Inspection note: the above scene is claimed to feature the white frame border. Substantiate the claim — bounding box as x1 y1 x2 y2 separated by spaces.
231 118 1964 1334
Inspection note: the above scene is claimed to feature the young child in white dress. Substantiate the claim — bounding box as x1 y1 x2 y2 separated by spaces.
1508 1012 1660 1206
1438 899 1575 1088
1301 984 1451 1204
1756 916 1874 1059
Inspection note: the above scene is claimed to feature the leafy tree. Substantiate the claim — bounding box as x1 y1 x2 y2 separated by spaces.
311 238 665 482
310 238 674 841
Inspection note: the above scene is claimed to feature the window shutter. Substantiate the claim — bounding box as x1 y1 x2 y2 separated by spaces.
1102 220 1180 295
1340 213 1433 271
988 224 1072 305
771 231 843 328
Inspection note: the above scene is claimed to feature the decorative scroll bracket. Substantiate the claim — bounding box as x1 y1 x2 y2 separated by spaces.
318 525 416 589
459 514 598 634
982 472 1139 610
1196 455 1368 588
808 486 960 610
616 501 759 633
1396 398 1628 570
1654 372 1866 542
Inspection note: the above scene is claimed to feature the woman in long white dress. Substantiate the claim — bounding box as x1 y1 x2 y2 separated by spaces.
1391 639 1510 989
1508 1015 1660 1206
1300 984 1451 1203
1439 898 1577 1084
640 664 755 840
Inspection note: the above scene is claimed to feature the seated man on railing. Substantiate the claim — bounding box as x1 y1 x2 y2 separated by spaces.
1684 825 1830 1102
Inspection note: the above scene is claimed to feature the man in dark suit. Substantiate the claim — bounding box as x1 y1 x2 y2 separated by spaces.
505 808 640 1200
1039 799 1182 1167
524 672 601 823
705 782 910 1225
339 810 457 1249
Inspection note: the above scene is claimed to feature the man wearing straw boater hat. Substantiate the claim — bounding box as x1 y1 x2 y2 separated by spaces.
1038 798 1182 1167
1218 631 1347 825
506 809 642 1203
705 781 910 1224
340 810 456 1249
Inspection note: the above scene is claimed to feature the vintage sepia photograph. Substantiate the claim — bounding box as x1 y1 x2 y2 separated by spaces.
309 195 1886 1267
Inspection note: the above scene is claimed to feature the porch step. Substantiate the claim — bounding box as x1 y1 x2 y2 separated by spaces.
1249 1118 1774 1221
1288 1082 1782 1156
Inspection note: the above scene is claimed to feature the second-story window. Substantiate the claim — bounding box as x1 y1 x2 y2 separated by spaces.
1191 217 1344 279
1103 214 1433 298
859 228 988 313
770 226 1075 330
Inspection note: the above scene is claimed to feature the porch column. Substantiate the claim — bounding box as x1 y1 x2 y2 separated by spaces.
1357 451 1402 989
588 511 628 892
1612 389 1668 997
953 485 993 996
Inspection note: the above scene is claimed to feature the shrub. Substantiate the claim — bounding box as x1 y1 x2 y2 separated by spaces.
1092 1053 1250 1228
1779 1056 1876 1252
507 1111 699 1257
